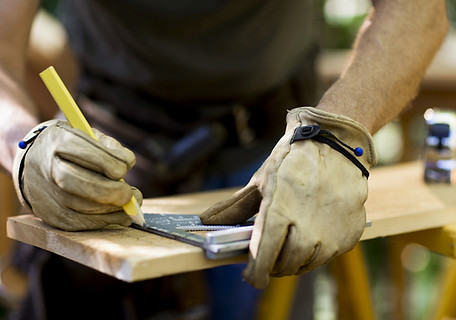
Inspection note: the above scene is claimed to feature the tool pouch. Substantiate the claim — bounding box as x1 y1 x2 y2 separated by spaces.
78 97 230 196
76 45 319 196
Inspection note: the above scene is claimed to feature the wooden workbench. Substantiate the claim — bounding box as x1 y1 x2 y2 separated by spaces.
7 161 456 282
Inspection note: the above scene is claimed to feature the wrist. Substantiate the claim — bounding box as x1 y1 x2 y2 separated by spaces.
286 106 378 169
315 97 378 135
12 120 58 211
0 111 39 174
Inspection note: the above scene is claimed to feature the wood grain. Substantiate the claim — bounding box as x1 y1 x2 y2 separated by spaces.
7 161 456 282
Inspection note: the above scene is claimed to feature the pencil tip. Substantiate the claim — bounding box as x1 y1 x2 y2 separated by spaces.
131 206 146 227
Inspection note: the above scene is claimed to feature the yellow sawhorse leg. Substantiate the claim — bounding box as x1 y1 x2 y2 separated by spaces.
432 259 456 319
258 242 374 320
391 224 456 320
257 275 300 320
387 238 408 320
329 243 375 320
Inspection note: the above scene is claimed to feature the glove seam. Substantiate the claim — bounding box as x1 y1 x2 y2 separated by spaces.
259 134 292 225
17 141 35 211
59 124 130 164
15 125 50 211
297 107 377 166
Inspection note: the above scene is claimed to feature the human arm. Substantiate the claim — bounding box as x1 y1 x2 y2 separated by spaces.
201 0 448 289
0 0 41 174
0 0 140 230
0 1 81 174
318 0 448 134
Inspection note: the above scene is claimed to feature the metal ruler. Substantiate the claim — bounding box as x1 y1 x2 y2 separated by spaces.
131 213 254 259
132 213 372 260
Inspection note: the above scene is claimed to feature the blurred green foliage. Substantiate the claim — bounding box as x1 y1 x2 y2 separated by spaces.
320 14 366 49
320 0 370 49
448 0 456 24
41 0 59 14
321 0 456 49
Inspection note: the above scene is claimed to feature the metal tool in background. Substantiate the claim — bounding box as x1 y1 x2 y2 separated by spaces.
131 213 254 259
423 108 456 183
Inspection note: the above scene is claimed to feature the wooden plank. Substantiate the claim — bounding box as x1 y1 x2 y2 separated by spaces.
7 161 456 282
7 188 244 282
6 214 247 282
361 161 456 239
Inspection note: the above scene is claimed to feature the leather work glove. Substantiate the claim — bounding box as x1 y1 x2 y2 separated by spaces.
13 120 142 231
200 107 377 289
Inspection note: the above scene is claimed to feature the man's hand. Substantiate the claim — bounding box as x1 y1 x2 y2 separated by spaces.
13 120 142 231
200 107 377 289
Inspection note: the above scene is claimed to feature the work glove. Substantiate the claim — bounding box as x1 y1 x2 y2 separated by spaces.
200 107 377 289
13 120 142 231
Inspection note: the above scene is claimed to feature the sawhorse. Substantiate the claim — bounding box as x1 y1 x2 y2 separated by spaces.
258 243 375 320
391 223 456 319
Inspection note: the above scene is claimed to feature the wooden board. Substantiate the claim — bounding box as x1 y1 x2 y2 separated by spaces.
362 161 456 239
7 161 456 282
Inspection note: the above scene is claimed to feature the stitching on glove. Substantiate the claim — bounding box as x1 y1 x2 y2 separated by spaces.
17 126 48 210
299 108 377 165
301 242 321 270
290 125 369 179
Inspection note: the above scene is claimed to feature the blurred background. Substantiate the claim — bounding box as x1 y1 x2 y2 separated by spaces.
316 1 456 319
2 0 456 319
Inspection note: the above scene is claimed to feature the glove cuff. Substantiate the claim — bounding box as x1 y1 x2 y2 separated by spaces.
286 107 378 169
12 120 60 211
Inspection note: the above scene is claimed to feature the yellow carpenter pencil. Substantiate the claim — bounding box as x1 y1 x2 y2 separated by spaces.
39 66 145 226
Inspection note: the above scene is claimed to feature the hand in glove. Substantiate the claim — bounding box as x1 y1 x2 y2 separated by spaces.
13 120 142 231
200 107 377 289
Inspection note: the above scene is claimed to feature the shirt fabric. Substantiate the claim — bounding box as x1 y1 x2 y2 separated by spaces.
58 0 320 104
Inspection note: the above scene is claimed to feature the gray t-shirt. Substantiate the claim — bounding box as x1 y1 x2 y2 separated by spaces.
59 0 320 103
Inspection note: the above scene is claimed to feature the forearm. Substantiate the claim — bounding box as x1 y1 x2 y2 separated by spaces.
317 0 448 134
0 68 39 175
0 0 40 174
